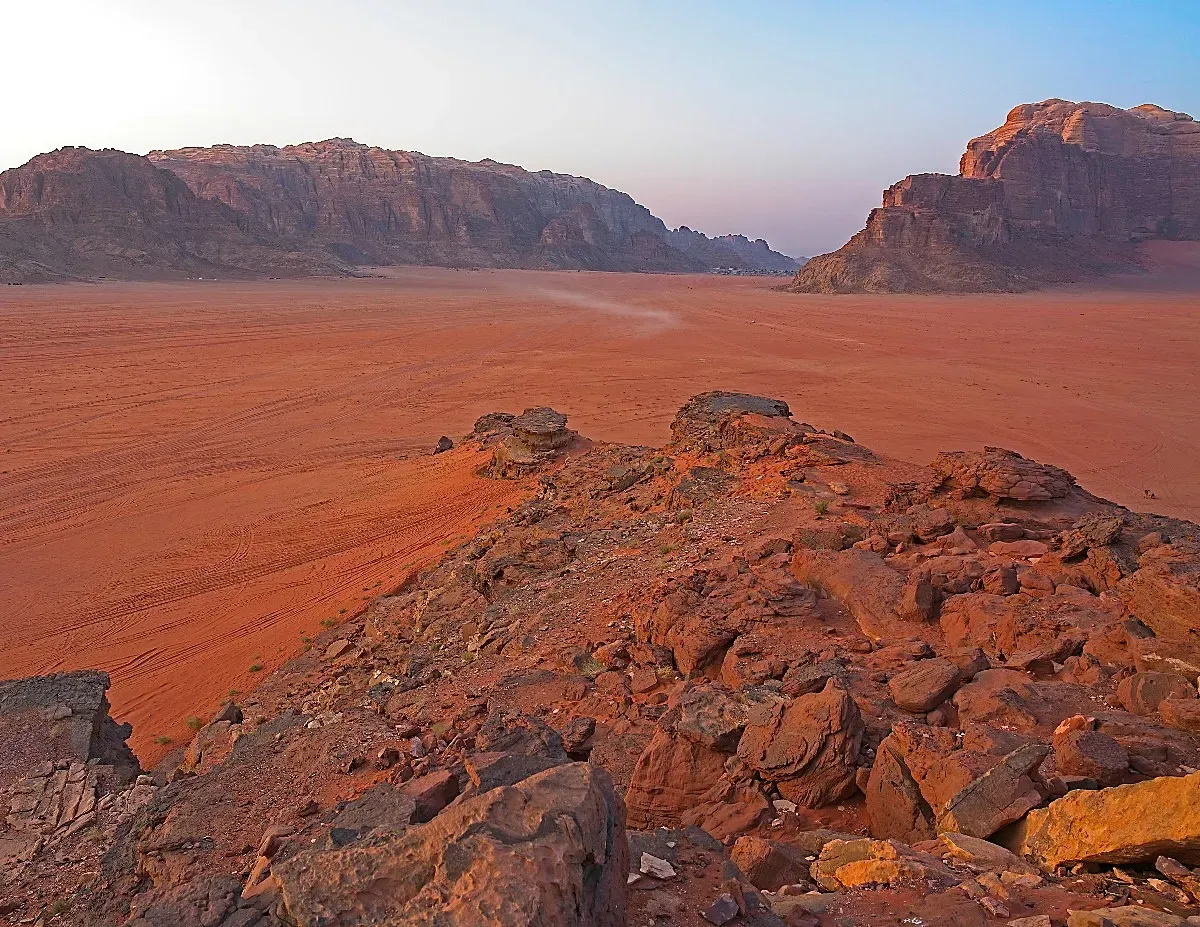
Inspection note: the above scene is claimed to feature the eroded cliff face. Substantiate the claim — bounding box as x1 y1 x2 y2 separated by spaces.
962 100 1200 241
145 139 699 272
792 100 1200 294
0 140 797 282
0 147 343 282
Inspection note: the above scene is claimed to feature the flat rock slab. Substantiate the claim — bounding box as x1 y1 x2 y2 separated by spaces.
1014 771 1200 868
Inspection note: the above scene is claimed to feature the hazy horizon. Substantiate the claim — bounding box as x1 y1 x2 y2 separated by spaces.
5 0 1197 258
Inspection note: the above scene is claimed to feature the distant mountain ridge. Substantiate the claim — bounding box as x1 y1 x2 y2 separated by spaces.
0 139 798 282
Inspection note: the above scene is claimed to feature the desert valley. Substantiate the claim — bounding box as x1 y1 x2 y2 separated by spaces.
2 45 1200 927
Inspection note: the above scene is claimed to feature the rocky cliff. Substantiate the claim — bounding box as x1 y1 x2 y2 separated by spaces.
792 100 1200 293
5 391 1200 926
0 147 343 283
148 139 799 274
0 140 796 283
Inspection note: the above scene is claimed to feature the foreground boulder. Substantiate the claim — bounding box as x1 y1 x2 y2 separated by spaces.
811 837 957 890
624 684 747 828
1012 771 1200 868
736 680 864 807
866 722 1049 842
669 390 796 453
931 448 1077 502
485 407 580 477
275 762 627 927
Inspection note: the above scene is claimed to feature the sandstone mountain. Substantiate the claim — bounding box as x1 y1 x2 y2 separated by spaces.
0 147 343 283
0 140 798 282
792 100 1200 293
5 391 1200 926
149 139 800 275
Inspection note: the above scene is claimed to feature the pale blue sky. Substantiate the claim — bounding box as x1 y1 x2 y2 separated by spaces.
5 1 1196 256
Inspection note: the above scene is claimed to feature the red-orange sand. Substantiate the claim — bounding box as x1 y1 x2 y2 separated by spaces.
2 241 1198 760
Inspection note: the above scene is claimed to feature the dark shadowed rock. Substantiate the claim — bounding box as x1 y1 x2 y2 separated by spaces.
275 762 627 927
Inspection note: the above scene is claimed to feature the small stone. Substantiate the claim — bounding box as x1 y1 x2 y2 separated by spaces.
296 798 319 817
979 896 1010 917
1008 917 1052 927
640 852 676 879
375 747 402 769
703 893 741 926
325 639 354 661
258 823 295 859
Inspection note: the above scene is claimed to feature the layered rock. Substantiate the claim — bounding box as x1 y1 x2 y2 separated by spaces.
0 147 340 283
0 140 797 282
1012 772 1200 868
792 99 1200 293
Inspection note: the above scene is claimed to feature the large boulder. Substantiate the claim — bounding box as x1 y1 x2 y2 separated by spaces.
730 835 811 891
736 680 863 808
791 548 906 641
1012 771 1200 868
1066 907 1190 927
811 838 957 890
624 685 746 829
888 659 962 713
1116 672 1197 716
930 448 1076 502
669 391 795 453
275 762 627 927
865 722 1048 841
486 407 579 477
1118 548 1200 674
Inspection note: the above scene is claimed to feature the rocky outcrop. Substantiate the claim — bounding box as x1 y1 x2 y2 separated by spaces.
485 407 582 478
0 670 137 788
791 99 1200 293
0 140 796 282
6 390 1200 926
0 671 150 881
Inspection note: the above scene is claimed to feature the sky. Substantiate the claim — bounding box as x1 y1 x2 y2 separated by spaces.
4 1 1197 257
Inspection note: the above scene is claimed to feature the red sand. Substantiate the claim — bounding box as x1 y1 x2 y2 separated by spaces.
2 243 1198 759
